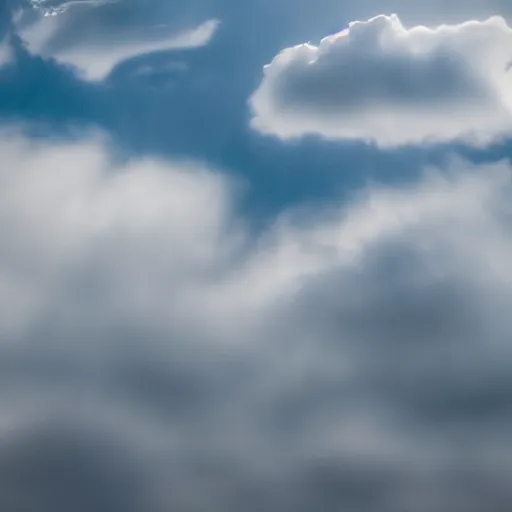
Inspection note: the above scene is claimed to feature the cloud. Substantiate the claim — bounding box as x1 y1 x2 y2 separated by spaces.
2 130 512 510
0 36 12 68
28 0 119 17
14 1 219 80
0 130 239 340
249 14 512 147
0 419 153 512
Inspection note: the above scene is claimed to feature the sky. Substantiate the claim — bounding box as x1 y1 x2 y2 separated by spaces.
1 1 512 511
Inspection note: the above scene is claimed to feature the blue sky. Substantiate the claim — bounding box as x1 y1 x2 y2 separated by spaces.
1 1 512 511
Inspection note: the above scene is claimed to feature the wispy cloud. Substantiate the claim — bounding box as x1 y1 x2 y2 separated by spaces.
29 0 119 17
15 1 220 80
0 36 12 68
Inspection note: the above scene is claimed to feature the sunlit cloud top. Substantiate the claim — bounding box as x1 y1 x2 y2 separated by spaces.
250 14 512 147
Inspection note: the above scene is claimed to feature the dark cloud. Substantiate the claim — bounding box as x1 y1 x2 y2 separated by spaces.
2 135 510 510
0 421 153 512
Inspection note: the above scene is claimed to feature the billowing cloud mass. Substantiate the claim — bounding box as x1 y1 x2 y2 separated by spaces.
250 14 512 147
1 131 512 510
14 0 219 80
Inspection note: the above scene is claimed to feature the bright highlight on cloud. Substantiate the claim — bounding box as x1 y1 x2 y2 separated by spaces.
250 14 512 147
29 0 119 17
15 1 219 80
1 131 512 510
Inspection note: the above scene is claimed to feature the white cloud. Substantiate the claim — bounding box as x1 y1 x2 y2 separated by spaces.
15 2 219 80
250 14 512 147
2 131 512 509
0 131 239 341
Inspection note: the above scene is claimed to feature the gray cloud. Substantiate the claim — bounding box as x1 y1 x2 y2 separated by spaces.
0 420 154 512
250 14 512 147
1 132 512 510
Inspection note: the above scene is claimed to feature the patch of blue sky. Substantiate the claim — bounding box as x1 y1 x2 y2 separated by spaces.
1 0 512 225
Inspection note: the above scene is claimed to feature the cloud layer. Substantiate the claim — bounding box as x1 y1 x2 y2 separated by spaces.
250 14 512 147
1 131 512 510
